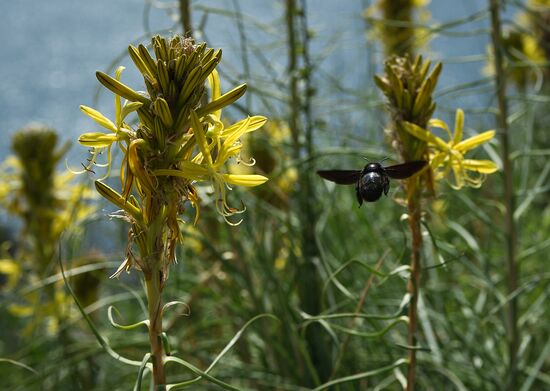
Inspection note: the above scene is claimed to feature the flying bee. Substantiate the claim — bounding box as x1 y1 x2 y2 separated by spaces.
317 160 427 206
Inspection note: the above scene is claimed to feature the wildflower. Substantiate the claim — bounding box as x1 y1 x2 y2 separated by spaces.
401 109 498 189
76 35 269 278
154 99 268 225
0 125 96 334
0 259 20 291
77 66 140 178
76 35 269 388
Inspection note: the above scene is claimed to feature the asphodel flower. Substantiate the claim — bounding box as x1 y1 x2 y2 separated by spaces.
402 109 498 189
0 125 96 334
77 35 268 279
77 35 268 388
77 66 141 179
154 70 267 225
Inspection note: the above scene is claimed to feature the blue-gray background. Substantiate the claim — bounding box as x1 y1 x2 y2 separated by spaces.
0 0 495 162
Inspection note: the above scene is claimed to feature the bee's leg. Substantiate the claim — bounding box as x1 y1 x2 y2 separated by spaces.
356 185 363 207
384 178 390 196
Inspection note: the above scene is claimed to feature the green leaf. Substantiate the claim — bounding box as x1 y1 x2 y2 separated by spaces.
108 305 150 330
312 359 408 391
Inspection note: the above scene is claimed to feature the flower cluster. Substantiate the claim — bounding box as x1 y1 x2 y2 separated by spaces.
0 125 95 331
402 109 498 189
77 35 267 280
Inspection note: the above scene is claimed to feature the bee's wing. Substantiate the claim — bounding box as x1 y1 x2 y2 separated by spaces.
384 160 427 179
317 170 361 185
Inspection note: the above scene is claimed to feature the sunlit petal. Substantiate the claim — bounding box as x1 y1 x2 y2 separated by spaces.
224 116 252 147
207 69 222 119
78 132 119 148
154 162 209 181
114 66 125 127
428 118 453 141
80 106 118 132
221 116 267 138
460 159 499 173
190 110 213 166
454 130 496 153
222 174 268 187
402 121 448 150
451 109 464 146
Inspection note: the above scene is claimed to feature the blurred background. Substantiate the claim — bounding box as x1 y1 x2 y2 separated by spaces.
0 0 549 390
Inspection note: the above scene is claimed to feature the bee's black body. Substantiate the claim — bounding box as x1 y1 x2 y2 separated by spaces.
317 160 427 206
356 163 390 204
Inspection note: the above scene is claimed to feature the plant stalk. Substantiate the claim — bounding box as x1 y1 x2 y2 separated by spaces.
179 0 192 37
286 0 330 385
489 1 518 389
145 264 167 389
406 189 422 391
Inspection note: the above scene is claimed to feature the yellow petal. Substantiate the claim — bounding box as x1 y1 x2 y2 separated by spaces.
460 159 499 173
190 110 213 166
114 66 125 127
430 151 447 169
451 164 465 190
401 121 448 150
224 116 252 147
8 304 34 317
80 105 117 132
428 118 453 141
454 130 495 153
154 162 209 181
453 109 464 145
78 132 119 147
0 259 20 290
221 116 267 137
207 69 222 118
222 174 268 187
121 101 143 122
127 140 155 193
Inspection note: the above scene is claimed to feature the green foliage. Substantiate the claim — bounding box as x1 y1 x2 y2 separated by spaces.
1 1 550 390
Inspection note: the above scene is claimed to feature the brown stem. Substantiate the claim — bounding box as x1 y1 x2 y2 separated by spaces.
406 191 422 391
489 1 518 389
179 0 192 37
145 266 166 389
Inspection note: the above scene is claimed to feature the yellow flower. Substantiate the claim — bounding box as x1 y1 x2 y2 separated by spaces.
402 109 498 189
77 35 269 284
0 259 20 291
76 66 141 178
154 71 268 225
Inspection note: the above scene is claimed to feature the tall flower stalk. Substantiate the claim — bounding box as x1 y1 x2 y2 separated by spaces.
0 125 94 330
375 56 441 391
365 0 430 57
376 56 498 390
78 35 267 388
286 0 332 385
489 1 518 389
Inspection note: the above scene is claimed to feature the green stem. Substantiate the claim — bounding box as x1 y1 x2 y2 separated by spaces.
179 0 192 37
286 0 330 385
406 191 422 391
145 265 167 389
488 1 518 389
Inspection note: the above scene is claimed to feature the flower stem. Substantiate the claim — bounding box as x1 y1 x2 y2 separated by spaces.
178 0 192 37
286 0 331 385
406 190 422 391
145 265 166 389
489 1 518 389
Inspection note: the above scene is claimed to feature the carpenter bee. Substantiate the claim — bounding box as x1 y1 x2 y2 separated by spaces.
317 160 427 205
